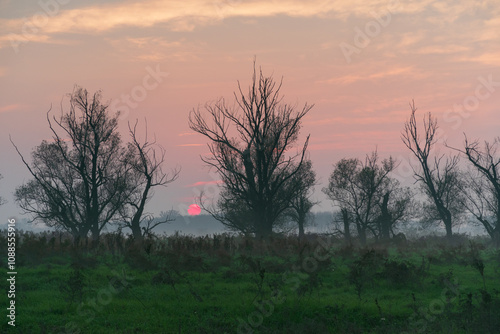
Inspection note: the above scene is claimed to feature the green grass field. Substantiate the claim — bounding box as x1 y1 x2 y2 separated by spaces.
1 232 500 333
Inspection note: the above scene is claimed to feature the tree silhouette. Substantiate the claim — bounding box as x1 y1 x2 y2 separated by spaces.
13 87 130 244
12 87 176 245
323 151 402 244
401 101 464 239
189 62 313 238
375 182 415 241
453 136 500 244
119 120 179 243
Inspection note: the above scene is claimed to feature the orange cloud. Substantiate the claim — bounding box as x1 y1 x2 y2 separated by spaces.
320 66 421 85
0 0 443 50
0 0 337 38
185 180 223 188
0 104 23 113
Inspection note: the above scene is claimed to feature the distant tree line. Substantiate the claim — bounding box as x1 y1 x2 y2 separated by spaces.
322 101 500 246
9 64 500 247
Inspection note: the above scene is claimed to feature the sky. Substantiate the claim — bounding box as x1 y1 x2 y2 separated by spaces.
1 0 499 228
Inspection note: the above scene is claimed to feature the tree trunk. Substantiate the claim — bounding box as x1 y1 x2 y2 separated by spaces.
341 209 351 244
90 224 100 247
255 215 273 239
254 207 273 239
298 219 305 241
73 226 89 247
256 224 273 239
491 229 500 248
436 204 453 240
380 193 391 241
130 222 143 244
494 214 500 248
297 209 307 241
356 221 366 245
380 219 391 241
443 211 453 240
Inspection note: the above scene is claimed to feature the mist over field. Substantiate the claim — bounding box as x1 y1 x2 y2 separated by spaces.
12 213 489 237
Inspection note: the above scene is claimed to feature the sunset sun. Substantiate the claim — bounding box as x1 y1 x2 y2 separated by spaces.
187 204 201 216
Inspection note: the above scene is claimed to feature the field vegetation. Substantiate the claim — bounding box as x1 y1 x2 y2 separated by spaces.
2 230 500 333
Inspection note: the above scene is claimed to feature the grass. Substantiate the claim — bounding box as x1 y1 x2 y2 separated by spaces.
1 231 500 333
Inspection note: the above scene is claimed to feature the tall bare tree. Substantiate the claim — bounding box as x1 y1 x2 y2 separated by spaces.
401 101 464 239
453 136 500 244
12 87 132 244
119 121 180 242
189 63 313 238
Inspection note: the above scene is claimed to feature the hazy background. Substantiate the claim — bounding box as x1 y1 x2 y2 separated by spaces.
1 0 499 232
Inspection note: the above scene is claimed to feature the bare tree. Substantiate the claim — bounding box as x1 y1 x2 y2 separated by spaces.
323 151 397 245
324 158 362 243
453 136 500 244
401 101 464 239
189 63 313 238
119 120 180 242
13 87 133 244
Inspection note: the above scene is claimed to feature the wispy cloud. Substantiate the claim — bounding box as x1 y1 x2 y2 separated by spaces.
319 66 423 85
417 44 471 55
306 115 401 126
308 130 400 151
185 180 222 188
0 104 24 113
0 0 336 38
178 195 201 203
0 0 455 50
178 132 198 137
2 0 498 73
460 52 500 66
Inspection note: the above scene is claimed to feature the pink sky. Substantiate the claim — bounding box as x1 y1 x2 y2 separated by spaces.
1 0 499 225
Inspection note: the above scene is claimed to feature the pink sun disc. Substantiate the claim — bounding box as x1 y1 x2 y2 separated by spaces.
187 204 201 216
